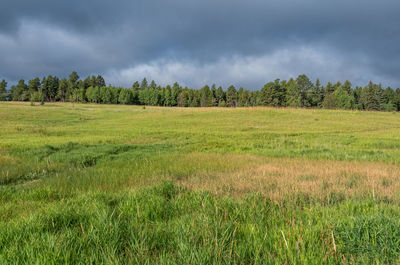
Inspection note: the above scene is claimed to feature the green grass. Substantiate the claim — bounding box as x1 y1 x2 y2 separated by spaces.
1 102 400 264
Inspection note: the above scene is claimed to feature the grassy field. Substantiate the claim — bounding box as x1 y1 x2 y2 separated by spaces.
1 102 400 264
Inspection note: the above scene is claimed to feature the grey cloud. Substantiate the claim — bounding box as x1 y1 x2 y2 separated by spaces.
0 0 399 88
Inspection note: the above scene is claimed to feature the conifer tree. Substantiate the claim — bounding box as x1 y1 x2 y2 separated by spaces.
342 80 352 94
27 77 41 101
0 79 7 100
140 78 148 90
285 78 301 107
170 82 180 106
149 80 157 89
12 79 28 101
226 85 238 107
361 81 383 110
215 86 225 106
200 85 212 107
310 78 323 107
57 78 69 102
132 81 140 91
296 74 313 107
333 86 354 109
211 84 218 106
96 75 106 87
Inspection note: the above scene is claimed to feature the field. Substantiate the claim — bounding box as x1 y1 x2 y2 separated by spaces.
1 102 400 264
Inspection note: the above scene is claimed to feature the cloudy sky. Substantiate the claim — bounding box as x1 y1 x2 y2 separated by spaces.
1 0 399 89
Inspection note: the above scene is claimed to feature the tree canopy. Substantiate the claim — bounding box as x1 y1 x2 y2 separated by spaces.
2 72 399 112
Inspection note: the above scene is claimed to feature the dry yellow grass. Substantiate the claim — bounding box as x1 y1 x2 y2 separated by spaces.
179 157 400 202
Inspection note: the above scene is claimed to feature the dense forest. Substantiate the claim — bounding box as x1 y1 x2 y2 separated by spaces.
1 72 399 111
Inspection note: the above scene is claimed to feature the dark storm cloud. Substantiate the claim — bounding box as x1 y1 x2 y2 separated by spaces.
1 0 399 88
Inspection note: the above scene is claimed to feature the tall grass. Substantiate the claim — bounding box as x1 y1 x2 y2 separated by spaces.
2 182 400 264
1 102 400 263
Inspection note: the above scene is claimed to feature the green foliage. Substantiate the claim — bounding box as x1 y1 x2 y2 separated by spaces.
11 79 28 101
296 74 313 107
322 93 336 109
56 78 69 102
131 81 140 91
28 78 40 97
361 81 384 111
238 87 251 107
0 79 7 101
332 86 355 109
260 79 286 107
3 72 399 111
200 85 212 107
42 75 60 102
285 78 301 107
140 78 148 90
118 89 133 105
215 86 225 106
86 86 100 103
310 78 323 107
226 85 238 107
139 88 161 106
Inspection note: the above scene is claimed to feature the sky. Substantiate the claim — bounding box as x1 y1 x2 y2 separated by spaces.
1 0 399 89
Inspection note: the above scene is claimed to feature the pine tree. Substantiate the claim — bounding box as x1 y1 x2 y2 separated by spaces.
170 82 180 106
57 78 69 102
239 89 251 107
382 87 396 111
211 84 218 106
177 90 189 107
140 78 148 90
132 81 140 91
323 82 335 96
342 80 352 94
67 71 79 101
83 76 92 90
296 74 313 107
191 90 200 107
200 85 212 107
322 93 336 109
310 78 323 107
226 85 238 107
164 85 172 106
42 75 59 101
0 79 7 100
69 71 80 84
285 78 301 107
90 76 97 87
261 79 286 106
361 81 383 110
353 86 363 109
215 86 225 106
394 88 400 111
26 77 41 102
333 86 354 109
260 82 274 106
149 80 157 89
238 87 251 107
96 75 106 87
110 86 121 104
12 79 28 101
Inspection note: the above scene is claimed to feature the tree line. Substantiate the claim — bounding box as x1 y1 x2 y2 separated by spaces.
1 72 400 111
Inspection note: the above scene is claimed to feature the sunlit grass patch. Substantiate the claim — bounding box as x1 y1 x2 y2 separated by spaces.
1 102 400 263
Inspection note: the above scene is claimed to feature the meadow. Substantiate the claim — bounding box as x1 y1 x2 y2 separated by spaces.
1 102 400 264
